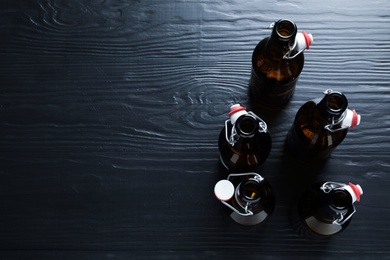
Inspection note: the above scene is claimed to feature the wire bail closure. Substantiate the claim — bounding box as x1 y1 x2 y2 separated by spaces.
224 112 268 146
219 173 264 217
268 22 304 60
324 115 348 132
322 89 349 133
283 47 305 60
268 22 275 29
320 182 357 225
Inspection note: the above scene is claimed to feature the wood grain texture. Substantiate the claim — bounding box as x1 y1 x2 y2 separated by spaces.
0 0 389 259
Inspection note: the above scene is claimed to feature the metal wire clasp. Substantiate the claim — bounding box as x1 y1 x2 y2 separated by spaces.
320 182 357 225
283 47 304 60
219 173 264 217
322 90 349 132
324 116 348 132
268 21 303 60
320 181 346 193
224 112 268 146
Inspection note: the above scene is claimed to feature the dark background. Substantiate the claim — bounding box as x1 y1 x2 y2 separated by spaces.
1 0 389 259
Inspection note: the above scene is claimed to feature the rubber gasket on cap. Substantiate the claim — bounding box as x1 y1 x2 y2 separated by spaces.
228 105 246 116
348 182 362 202
301 30 311 49
350 109 359 128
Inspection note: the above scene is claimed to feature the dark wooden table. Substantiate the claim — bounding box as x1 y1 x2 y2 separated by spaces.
1 0 389 259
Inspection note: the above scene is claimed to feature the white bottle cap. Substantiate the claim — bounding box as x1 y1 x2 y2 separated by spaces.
214 180 235 201
341 109 361 128
344 183 363 203
295 30 313 51
228 104 247 125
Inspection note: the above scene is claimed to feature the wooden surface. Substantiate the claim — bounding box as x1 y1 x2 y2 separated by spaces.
1 0 390 259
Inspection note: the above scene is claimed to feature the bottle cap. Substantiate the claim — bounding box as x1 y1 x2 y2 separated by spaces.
295 30 313 51
341 109 361 128
345 182 363 203
214 180 235 201
228 104 247 125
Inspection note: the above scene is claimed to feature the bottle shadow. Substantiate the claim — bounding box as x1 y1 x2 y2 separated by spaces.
247 90 288 127
274 142 335 242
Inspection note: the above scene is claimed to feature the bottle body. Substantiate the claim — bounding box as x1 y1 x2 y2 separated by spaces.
290 181 362 239
249 19 309 107
249 37 304 106
214 173 275 229
286 99 348 163
286 90 360 163
218 105 271 172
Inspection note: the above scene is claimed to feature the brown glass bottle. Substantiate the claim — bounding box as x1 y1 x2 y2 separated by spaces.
214 172 275 229
249 19 312 106
218 104 272 172
290 181 363 239
286 90 361 164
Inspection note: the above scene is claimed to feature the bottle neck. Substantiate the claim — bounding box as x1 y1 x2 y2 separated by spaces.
266 19 298 57
225 111 268 147
235 114 259 139
236 177 264 213
312 90 348 128
329 189 352 210
316 182 356 225
318 189 353 225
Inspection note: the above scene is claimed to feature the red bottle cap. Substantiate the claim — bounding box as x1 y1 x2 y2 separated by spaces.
348 182 363 202
350 109 360 128
228 104 248 125
341 109 361 129
228 104 246 116
301 30 313 49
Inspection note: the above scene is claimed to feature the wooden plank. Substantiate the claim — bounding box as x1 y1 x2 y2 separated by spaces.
0 0 389 258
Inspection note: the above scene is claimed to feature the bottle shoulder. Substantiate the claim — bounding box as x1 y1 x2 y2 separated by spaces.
295 100 317 115
293 100 316 129
218 121 272 171
294 100 349 138
252 38 304 81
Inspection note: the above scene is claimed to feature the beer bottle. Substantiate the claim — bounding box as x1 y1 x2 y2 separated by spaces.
214 172 275 228
218 104 272 172
249 19 313 106
286 89 361 164
290 181 363 239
